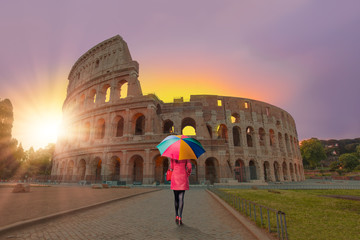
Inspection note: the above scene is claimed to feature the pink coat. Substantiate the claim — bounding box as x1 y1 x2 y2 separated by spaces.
170 159 192 190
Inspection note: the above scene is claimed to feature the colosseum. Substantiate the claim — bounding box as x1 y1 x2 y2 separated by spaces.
51 35 305 185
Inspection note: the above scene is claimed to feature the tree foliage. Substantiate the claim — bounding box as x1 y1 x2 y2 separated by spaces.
300 138 326 169
356 145 360 158
0 99 23 179
339 153 359 171
0 98 13 140
20 144 55 178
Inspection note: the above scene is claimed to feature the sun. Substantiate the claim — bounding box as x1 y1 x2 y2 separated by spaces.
34 120 60 143
27 115 61 150
13 108 63 150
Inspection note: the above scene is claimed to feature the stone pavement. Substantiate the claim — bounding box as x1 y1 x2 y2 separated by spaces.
0 185 156 228
0 188 263 240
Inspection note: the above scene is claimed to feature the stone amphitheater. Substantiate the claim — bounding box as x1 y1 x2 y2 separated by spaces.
51 35 305 185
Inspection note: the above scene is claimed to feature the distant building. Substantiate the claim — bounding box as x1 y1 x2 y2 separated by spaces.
51 35 304 184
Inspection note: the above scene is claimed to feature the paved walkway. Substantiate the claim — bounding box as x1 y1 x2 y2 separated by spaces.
0 185 155 227
0 188 259 240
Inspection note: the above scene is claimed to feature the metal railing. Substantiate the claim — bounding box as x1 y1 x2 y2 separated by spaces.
208 187 288 240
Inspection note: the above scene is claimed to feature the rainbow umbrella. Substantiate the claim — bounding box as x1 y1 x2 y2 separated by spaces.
156 135 205 160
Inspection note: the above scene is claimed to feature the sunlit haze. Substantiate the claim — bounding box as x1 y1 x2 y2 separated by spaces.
1 0 359 150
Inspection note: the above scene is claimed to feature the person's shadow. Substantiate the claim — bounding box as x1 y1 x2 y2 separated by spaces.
171 224 217 240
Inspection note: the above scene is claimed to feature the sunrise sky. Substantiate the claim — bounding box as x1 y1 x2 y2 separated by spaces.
0 0 359 150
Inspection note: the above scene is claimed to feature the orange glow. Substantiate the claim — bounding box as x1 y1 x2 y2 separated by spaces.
10 70 67 150
140 63 290 104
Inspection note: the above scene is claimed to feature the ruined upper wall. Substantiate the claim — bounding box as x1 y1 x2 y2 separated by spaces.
162 94 298 137
67 35 139 94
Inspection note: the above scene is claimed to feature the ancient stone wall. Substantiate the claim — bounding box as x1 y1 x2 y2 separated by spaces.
52 35 305 184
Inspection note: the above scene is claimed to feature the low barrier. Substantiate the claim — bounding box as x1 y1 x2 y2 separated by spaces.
208 187 288 240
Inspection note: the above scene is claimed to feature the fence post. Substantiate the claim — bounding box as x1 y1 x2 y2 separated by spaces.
245 200 248 215
249 202 252 218
267 209 271 233
280 212 284 240
276 211 280 239
283 212 288 240
260 206 263 226
253 204 256 222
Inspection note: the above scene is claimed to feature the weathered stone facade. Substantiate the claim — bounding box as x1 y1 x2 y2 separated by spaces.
52 35 305 184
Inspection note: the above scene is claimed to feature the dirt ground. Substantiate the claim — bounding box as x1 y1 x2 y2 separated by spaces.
0 184 157 227
321 195 360 201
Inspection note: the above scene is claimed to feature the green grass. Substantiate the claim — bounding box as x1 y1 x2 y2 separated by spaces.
220 189 360 240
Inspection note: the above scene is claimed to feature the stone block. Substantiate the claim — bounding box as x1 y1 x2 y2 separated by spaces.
12 183 30 193
91 184 102 189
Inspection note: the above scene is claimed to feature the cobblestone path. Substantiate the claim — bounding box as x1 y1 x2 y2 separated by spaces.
0 189 256 240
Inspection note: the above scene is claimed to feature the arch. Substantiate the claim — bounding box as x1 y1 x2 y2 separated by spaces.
294 163 298 180
163 119 174 134
274 161 280 182
93 157 102 182
216 124 228 142
154 155 169 184
269 129 275 147
79 94 85 109
89 89 97 104
278 132 284 151
78 159 86 181
289 163 294 181
66 160 74 181
290 135 295 153
231 112 240 123
102 84 111 103
205 157 219 184
233 126 241 146
109 156 121 181
249 160 257 180
134 114 145 135
189 159 198 184
129 155 143 183
83 122 90 141
246 126 254 147
263 161 271 182
282 161 288 181
259 128 266 146
285 133 291 153
113 116 124 137
118 80 128 99
181 117 196 136
95 118 106 139
235 159 246 182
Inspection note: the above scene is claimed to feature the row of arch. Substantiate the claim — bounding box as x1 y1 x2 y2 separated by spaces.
66 80 129 114
235 159 303 182
65 113 300 159
53 154 303 184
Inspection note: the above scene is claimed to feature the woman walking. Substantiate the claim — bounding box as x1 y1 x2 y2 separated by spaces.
170 158 192 225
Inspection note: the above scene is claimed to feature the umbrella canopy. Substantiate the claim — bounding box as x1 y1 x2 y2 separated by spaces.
156 135 205 160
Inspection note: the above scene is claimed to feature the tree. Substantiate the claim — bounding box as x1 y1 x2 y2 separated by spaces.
0 99 22 179
339 153 359 171
300 138 326 169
